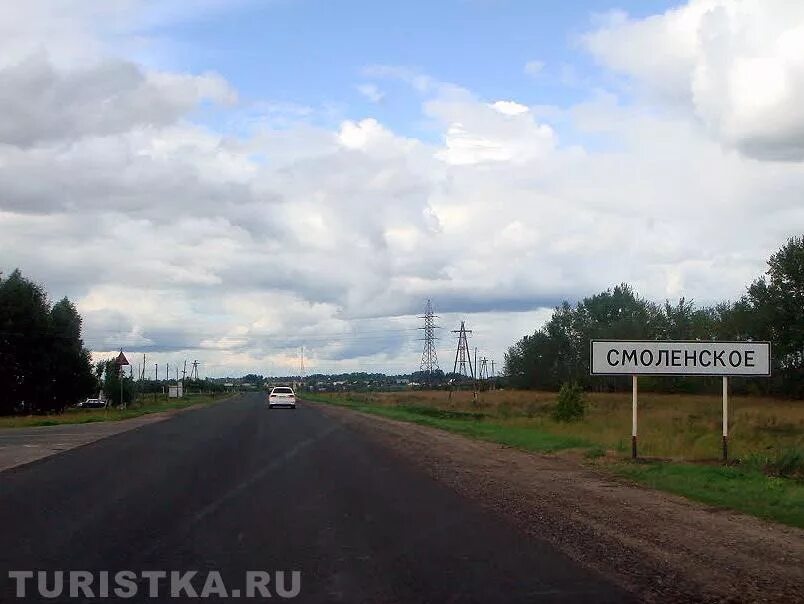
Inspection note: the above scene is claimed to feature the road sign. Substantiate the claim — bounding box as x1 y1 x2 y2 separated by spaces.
590 339 772 462
590 340 771 376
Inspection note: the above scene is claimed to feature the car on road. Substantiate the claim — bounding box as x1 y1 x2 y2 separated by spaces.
267 387 296 409
78 398 107 409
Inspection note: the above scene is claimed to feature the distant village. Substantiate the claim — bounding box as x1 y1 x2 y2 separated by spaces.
204 369 492 393
207 372 429 393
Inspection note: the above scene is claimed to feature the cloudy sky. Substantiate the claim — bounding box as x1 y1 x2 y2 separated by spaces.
1 0 803 377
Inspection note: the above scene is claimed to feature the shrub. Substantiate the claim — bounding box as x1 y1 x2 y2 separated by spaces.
552 382 585 422
767 449 804 479
739 449 804 479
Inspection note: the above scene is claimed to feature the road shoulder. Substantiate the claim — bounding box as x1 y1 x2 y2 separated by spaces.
0 397 236 473
311 401 804 602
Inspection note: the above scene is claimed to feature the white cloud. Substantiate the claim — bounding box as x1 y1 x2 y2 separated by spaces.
1 2 803 376
524 59 545 78
425 89 555 165
491 100 529 116
356 83 385 103
583 0 804 160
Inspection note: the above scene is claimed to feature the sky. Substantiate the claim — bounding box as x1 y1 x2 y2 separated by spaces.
1 0 803 377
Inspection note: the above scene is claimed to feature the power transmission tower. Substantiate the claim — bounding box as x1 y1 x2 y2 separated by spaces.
479 357 489 380
190 360 200 380
451 321 474 379
418 299 440 384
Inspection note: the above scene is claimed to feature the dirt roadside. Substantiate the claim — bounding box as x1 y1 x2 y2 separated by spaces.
314 402 804 603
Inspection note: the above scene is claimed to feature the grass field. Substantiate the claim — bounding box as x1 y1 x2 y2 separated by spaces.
314 389 803 462
0 392 232 429
306 389 804 528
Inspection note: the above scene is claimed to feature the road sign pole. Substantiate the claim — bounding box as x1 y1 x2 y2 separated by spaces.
722 376 729 463
632 375 638 459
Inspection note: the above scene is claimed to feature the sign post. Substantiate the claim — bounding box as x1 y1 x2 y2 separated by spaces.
631 375 638 459
114 350 130 410
722 376 729 462
590 340 770 461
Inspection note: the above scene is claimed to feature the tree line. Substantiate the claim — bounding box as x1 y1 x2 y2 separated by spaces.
0 270 96 414
504 236 804 398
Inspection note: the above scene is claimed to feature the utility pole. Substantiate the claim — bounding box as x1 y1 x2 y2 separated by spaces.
451 322 474 380
473 347 478 400
154 363 158 381
479 357 488 380
190 360 200 380
418 299 440 387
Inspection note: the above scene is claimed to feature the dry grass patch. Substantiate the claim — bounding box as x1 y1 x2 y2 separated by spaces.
319 389 803 462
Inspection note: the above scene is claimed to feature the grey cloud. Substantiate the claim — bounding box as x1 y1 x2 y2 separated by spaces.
0 53 233 147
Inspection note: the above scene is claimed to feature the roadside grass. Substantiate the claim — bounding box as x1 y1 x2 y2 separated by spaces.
0 393 232 429
306 390 804 528
304 394 588 453
324 389 804 461
612 462 804 529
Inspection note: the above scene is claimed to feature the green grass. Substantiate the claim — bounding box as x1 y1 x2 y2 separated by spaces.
307 392 804 528
0 393 232 429
305 394 589 453
613 462 804 529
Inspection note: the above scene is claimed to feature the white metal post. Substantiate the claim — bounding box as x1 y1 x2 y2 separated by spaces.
722 376 729 462
632 375 638 459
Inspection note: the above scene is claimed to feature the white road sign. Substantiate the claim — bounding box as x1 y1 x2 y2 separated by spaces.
590 340 771 376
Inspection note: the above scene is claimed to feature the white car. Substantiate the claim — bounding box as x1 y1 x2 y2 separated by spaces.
78 398 107 409
267 387 296 409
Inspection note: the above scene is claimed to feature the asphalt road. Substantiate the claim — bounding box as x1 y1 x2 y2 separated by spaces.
0 414 169 472
0 393 630 603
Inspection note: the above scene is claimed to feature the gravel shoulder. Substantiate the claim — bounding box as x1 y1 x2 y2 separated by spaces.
313 401 804 603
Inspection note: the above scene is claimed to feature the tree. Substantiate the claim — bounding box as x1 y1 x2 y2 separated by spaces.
739 236 804 396
101 360 133 406
49 298 96 412
502 236 804 398
0 270 52 413
0 270 96 414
